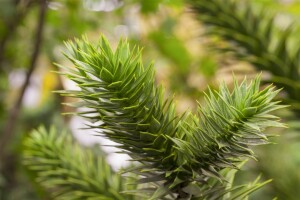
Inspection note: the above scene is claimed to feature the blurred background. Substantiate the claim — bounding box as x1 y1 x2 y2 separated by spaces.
0 0 300 199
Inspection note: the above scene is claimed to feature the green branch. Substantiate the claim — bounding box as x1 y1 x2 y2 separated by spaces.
188 0 300 114
56 35 285 199
23 126 133 200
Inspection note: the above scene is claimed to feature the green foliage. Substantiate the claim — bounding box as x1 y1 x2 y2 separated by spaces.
198 56 217 77
188 0 300 114
133 0 184 12
23 126 133 200
252 0 300 17
150 31 191 74
0 0 295 199
139 0 162 13
56 35 285 199
254 135 300 200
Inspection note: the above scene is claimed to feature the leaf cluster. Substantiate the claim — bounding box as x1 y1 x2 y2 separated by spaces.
23 126 133 200
187 0 300 114
55 35 285 199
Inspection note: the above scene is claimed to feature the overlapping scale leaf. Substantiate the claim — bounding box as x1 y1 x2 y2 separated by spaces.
23 126 133 200
188 0 300 115
172 77 286 184
57 36 285 199
58 36 183 190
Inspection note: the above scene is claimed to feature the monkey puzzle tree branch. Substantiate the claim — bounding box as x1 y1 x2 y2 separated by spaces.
57 35 285 199
187 0 300 116
23 126 135 200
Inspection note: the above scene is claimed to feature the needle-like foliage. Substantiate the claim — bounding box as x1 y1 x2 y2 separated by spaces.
58 36 182 197
55 35 285 199
187 0 300 115
23 126 134 200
